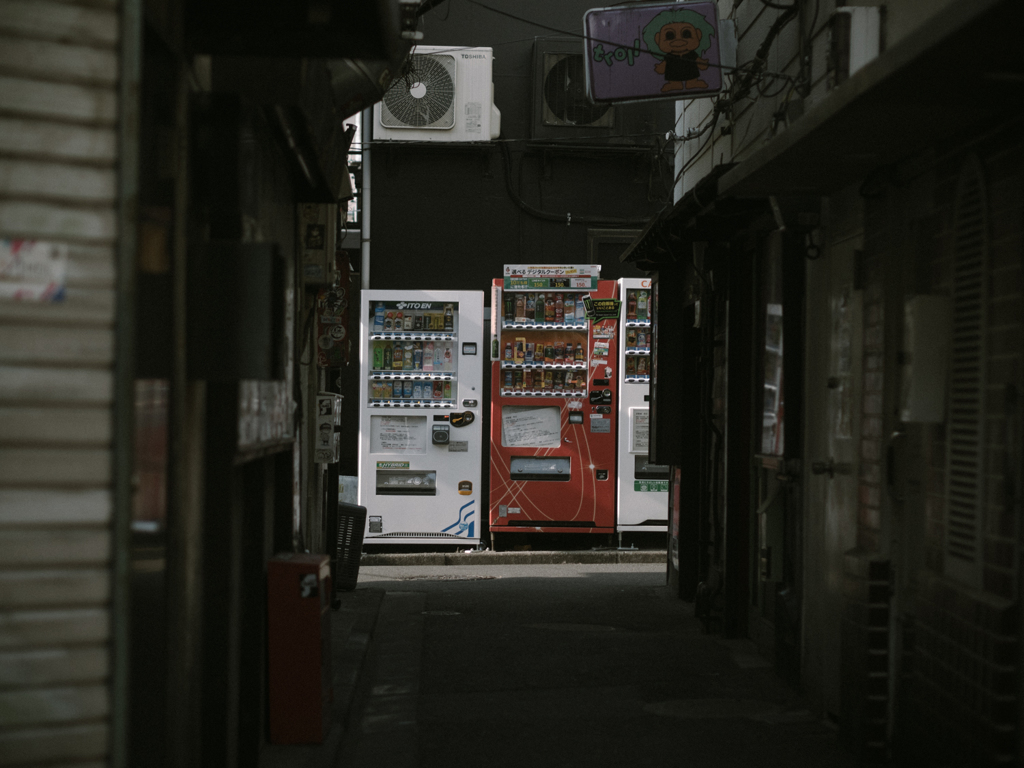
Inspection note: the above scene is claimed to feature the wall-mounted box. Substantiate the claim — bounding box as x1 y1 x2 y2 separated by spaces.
830 6 882 85
900 295 950 423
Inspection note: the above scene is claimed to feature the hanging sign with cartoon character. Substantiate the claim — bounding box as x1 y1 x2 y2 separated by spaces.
584 2 722 103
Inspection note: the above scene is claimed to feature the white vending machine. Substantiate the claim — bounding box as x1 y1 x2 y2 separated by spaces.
616 278 669 538
357 290 485 546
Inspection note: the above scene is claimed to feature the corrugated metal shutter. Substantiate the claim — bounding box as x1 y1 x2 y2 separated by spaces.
944 155 988 586
0 0 120 763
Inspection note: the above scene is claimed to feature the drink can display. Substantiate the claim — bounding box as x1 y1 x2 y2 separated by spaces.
523 369 534 389
412 382 423 400
553 371 565 390
554 342 565 364
504 370 513 389
626 356 636 376
384 311 394 330
525 342 535 364
404 314 414 330
373 303 386 331
443 381 451 399
513 370 523 391
403 381 413 399
395 311 403 329
626 329 637 348
433 381 443 399
544 370 553 389
544 344 554 364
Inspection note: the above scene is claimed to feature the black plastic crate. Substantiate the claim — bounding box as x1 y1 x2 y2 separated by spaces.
333 502 366 593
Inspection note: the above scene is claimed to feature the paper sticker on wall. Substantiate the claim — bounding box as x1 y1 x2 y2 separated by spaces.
0 240 68 302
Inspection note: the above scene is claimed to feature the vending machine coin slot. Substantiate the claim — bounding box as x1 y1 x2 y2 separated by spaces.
509 456 571 481
431 424 450 444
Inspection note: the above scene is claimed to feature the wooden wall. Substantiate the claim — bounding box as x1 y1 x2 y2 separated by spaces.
0 0 122 764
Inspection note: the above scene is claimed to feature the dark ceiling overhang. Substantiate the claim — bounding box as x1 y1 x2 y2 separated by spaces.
718 0 1024 199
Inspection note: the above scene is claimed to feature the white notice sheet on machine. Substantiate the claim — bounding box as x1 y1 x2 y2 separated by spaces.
501 406 560 448
630 407 650 454
371 415 427 453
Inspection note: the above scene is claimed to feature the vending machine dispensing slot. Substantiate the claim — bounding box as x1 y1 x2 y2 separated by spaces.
375 469 438 496
509 456 571 481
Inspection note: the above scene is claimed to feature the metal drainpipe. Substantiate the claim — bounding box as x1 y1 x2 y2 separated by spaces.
112 0 142 764
360 107 371 290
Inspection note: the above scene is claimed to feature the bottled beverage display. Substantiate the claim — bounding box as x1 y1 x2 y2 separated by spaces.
626 292 637 320
564 295 575 324
526 293 536 318
637 290 649 322
554 293 563 323
374 303 385 331
544 295 555 323
504 292 514 321
443 304 454 331
535 293 546 323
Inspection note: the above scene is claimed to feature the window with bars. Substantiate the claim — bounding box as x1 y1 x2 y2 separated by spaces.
944 156 988 586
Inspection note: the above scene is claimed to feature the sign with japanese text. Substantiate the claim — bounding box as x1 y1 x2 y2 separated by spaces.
584 2 723 103
503 264 600 290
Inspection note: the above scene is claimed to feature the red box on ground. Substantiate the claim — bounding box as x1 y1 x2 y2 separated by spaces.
267 553 332 744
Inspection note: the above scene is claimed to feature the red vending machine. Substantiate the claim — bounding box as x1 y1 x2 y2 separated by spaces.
488 265 619 548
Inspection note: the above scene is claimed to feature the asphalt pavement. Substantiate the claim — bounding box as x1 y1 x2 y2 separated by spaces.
336 561 860 768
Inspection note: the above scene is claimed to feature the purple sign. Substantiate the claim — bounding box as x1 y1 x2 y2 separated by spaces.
584 2 722 103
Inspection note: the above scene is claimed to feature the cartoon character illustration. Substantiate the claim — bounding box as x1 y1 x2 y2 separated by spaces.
643 8 715 92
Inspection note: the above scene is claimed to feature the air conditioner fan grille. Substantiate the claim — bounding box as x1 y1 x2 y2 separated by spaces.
381 54 457 130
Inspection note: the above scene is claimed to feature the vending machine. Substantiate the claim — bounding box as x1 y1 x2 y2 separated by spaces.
357 290 484 546
616 278 669 540
488 265 618 547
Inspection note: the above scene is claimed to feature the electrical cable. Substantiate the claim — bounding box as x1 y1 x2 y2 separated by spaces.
498 141 654 225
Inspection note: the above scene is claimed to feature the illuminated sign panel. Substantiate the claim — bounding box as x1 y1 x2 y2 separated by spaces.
584 2 722 103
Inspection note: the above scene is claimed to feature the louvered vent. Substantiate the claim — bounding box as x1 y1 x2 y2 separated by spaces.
944 156 988 585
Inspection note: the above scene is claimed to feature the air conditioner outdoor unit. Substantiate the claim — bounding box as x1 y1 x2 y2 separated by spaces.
532 39 615 140
374 45 500 142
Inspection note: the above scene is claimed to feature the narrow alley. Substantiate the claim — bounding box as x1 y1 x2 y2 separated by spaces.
340 560 858 768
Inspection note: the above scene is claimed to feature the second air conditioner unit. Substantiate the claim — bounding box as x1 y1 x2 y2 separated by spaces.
374 45 501 142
